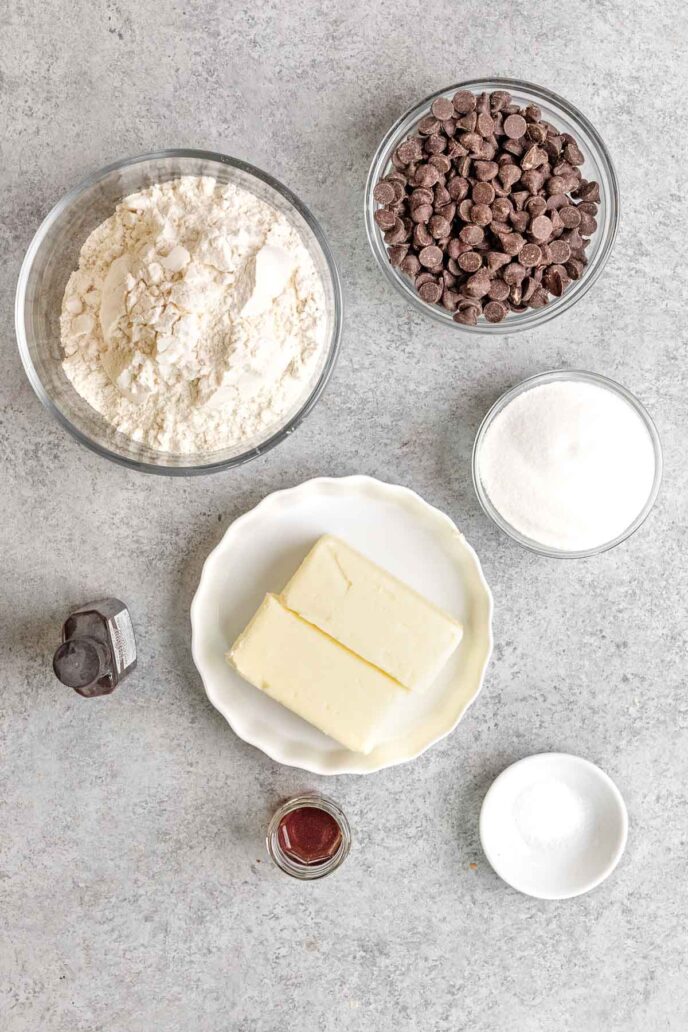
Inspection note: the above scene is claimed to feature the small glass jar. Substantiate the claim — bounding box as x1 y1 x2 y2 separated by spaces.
266 794 351 880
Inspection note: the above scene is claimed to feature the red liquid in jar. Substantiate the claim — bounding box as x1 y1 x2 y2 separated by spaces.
277 806 342 865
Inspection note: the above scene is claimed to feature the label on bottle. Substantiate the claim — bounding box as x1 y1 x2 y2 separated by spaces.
110 609 137 675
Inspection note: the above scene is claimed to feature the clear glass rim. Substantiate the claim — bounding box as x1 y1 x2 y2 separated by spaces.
15 148 343 476
471 369 663 558
364 77 620 336
266 793 351 880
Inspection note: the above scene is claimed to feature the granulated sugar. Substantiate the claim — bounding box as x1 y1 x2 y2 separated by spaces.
478 378 656 552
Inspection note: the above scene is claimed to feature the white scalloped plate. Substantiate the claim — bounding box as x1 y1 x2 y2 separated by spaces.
191 476 493 774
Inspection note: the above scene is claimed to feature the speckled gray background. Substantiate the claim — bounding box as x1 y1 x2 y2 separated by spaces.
2 1 687 1029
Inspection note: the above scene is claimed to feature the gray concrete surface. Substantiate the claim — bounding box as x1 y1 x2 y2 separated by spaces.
2 2 687 1029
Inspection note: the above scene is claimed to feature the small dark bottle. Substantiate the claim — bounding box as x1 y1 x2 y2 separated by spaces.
53 599 136 697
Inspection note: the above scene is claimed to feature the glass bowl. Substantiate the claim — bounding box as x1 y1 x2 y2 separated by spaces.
365 78 620 335
472 370 663 558
15 149 343 475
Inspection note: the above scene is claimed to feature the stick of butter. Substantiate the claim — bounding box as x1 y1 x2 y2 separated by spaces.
280 536 463 693
227 594 403 754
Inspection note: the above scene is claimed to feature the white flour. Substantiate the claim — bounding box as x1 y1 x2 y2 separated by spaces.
61 176 327 454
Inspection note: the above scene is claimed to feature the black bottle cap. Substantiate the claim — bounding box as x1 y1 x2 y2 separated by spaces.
53 637 108 690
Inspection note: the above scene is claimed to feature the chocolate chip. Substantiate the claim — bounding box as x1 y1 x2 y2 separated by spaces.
429 154 452 175
474 160 499 181
530 214 554 241
524 104 542 122
448 176 470 201
470 203 492 227
477 112 495 137
501 232 525 256
546 192 569 211
387 244 409 266
411 203 433 224
565 258 586 280
441 288 461 310
425 134 447 155
373 182 396 205
458 251 483 272
374 208 397 230
503 139 525 158
490 90 511 110
418 244 443 268
489 197 512 222
525 122 547 144
436 201 456 223
459 224 485 246
503 261 526 285
415 164 441 188
384 218 407 245
511 190 529 211
487 279 509 302
577 181 601 203
418 115 441 135
509 210 530 233
415 271 437 288
431 96 455 121
498 164 522 189
520 169 546 194
453 90 476 113
410 187 434 207
486 250 512 273
546 176 566 196
521 145 548 170
503 113 527 139
465 269 492 297
429 214 451 238
522 276 537 302
520 242 542 266
529 287 549 307
418 279 443 303
578 213 598 235
472 181 495 205
548 239 571 264
484 300 508 322
526 195 547 217
543 264 570 296
400 254 421 277
458 198 474 221
462 132 483 153
563 141 585 165
453 306 480 326
413 223 433 248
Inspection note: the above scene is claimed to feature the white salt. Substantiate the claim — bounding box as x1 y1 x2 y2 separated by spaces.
478 379 656 552
514 780 592 851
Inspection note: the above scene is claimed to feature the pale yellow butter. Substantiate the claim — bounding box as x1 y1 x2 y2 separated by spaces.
227 594 403 754
281 535 463 692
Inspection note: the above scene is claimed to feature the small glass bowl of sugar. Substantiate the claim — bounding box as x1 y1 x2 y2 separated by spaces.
472 369 663 558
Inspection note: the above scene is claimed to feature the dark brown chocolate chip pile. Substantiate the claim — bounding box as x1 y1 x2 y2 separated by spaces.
373 89 600 325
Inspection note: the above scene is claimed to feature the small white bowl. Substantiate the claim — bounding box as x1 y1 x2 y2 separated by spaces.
480 753 628 899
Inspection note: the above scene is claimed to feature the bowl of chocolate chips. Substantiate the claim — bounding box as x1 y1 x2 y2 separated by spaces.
365 78 619 331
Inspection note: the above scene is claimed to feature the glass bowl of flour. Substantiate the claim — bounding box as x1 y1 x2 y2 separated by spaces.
16 150 342 474
472 369 662 557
